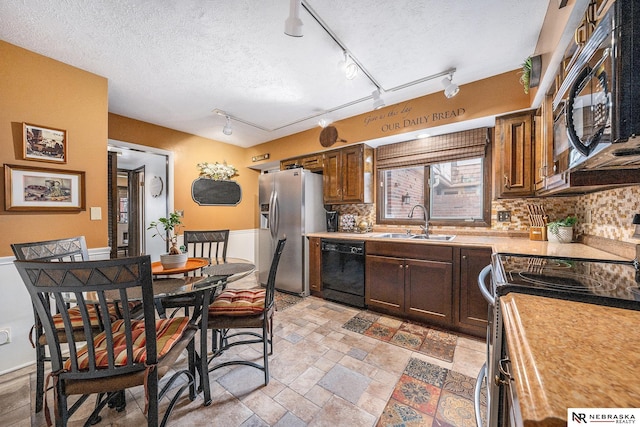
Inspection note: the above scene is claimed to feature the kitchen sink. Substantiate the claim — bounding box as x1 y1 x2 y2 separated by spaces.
374 233 415 239
374 233 456 241
410 234 456 241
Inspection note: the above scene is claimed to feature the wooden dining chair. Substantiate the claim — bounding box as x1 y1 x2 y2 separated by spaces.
199 237 286 404
14 255 197 427
11 236 92 414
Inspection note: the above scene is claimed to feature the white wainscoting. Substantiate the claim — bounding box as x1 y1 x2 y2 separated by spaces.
0 229 258 375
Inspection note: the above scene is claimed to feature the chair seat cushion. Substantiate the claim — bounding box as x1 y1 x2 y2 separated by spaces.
52 301 142 331
64 317 191 371
208 289 266 316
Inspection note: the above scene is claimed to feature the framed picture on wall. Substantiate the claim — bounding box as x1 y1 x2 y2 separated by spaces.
23 123 67 163
4 164 85 211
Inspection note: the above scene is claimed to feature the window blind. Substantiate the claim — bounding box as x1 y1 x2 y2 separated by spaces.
376 127 489 169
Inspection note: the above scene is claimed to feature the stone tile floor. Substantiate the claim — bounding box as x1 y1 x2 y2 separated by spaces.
0 296 485 427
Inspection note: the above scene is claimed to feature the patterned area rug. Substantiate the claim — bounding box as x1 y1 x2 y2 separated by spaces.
342 311 458 362
275 290 303 311
378 358 486 427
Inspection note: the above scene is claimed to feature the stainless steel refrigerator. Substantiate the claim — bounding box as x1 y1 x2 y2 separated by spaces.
258 168 325 296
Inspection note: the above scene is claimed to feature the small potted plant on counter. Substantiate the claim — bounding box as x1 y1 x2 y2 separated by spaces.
148 211 188 269
547 215 578 243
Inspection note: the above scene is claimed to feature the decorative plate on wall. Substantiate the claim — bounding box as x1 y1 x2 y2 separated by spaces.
191 178 242 206
149 176 163 197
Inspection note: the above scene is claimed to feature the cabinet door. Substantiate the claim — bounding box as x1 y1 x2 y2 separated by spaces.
405 258 453 327
496 111 535 198
323 149 342 203
365 255 404 315
457 247 490 336
280 158 300 170
301 154 323 172
341 145 363 203
308 237 322 296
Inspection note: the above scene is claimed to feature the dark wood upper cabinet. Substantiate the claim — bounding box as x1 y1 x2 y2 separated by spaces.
495 110 536 198
323 144 374 204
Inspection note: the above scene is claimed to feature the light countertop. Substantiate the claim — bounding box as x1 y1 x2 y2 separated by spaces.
307 232 630 261
500 293 640 427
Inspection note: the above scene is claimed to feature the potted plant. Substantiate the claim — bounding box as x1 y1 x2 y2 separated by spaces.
547 215 578 243
148 211 188 269
519 56 533 94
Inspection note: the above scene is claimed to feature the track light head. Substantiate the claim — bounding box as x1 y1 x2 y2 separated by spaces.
372 89 385 110
441 73 460 98
222 116 232 135
284 0 303 37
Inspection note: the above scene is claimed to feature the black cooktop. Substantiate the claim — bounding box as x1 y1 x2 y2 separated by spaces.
493 253 640 310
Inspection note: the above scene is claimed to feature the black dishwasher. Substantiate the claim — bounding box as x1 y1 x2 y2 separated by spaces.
321 239 365 308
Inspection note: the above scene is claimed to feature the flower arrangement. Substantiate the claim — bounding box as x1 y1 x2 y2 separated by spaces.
197 161 238 181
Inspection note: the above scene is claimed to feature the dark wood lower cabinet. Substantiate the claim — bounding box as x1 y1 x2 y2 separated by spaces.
456 247 491 336
365 255 405 315
405 258 453 328
308 237 322 297
364 241 489 338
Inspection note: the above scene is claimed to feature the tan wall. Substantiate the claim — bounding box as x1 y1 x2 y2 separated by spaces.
0 41 108 256
108 114 260 230
247 70 530 165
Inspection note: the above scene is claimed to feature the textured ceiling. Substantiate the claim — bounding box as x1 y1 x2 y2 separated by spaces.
0 1 550 148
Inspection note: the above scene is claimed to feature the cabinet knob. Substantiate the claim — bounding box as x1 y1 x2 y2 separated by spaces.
462 255 467 260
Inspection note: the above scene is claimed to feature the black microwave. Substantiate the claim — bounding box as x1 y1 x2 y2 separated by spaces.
554 0 640 169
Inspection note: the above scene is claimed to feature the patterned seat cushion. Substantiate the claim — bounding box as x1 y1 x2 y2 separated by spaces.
52 302 142 331
64 317 191 370
208 289 266 316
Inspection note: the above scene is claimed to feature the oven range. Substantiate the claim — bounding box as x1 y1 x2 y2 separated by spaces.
475 253 640 427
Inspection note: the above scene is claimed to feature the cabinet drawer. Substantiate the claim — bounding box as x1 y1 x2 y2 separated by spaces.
366 241 453 262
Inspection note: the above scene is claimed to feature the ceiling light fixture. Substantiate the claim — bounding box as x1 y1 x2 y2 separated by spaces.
372 89 385 110
284 0 303 37
318 115 332 128
339 51 359 80
222 115 233 135
441 72 460 98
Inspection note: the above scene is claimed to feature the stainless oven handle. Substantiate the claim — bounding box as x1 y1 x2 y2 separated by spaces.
496 357 513 386
474 363 487 427
478 265 495 306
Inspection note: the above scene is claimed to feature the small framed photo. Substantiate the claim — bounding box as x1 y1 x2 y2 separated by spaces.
4 164 85 211
23 123 67 163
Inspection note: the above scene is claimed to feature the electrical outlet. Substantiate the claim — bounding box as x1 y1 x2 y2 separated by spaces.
0 328 10 345
497 211 511 222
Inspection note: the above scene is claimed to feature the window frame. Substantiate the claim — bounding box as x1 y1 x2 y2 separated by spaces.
375 143 492 227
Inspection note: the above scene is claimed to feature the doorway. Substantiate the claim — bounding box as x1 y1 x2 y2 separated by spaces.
107 140 172 261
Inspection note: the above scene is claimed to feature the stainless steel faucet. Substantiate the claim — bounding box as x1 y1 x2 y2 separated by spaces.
408 204 429 236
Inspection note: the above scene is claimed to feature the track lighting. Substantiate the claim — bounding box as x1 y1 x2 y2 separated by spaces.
441 73 460 98
222 116 232 135
338 51 358 80
372 89 385 110
284 0 303 37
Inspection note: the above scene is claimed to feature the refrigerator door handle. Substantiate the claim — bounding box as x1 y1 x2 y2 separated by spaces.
271 191 279 240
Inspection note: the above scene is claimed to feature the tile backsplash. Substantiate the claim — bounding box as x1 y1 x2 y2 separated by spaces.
331 184 640 243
